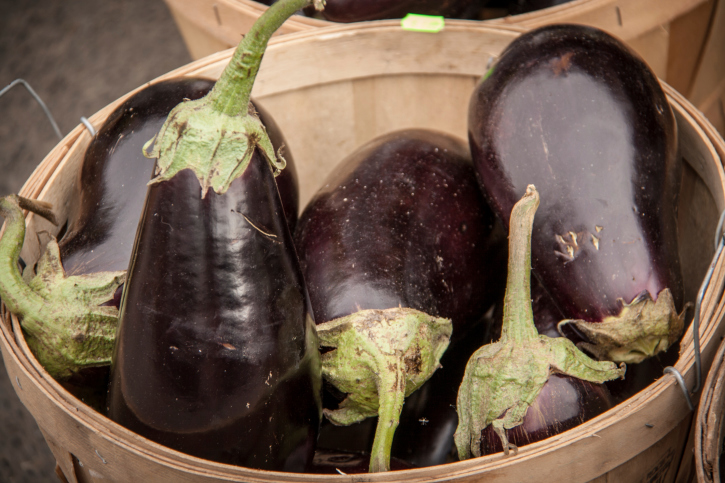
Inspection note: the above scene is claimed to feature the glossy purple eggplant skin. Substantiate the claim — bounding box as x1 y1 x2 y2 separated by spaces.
296 128 503 334
479 373 613 455
469 25 683 323
58 79 299 277
107 153 319 471
312 0 479 22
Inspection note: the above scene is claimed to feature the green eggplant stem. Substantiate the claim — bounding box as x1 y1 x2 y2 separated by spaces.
500 185 539 344
16 196 58 226
369 357 407 473
208 0 323 116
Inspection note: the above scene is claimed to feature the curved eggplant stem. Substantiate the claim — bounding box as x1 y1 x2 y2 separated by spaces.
369 356 407 473
500 185 540 343
208 0 323 116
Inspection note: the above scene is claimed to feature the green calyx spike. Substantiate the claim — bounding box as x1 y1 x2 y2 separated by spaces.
0 195 125 380
143 0 326 197
453 185 626 460
316 307 452 473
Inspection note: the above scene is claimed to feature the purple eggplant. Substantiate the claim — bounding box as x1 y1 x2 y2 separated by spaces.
454 186 624 459
469 24 685 364
306 0 480 22
295 128 505 471
59 79 299 279
107 0 323 471
53 80 297 409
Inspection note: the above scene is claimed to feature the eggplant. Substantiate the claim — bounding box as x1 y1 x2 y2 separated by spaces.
469 24 685 364
107 0 323 471
295 128 505 471
454 185 624 459
59 78 299 279
307 0 480 22
55 79 297 409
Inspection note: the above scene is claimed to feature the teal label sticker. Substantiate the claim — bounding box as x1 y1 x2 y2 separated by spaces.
401 14 445 33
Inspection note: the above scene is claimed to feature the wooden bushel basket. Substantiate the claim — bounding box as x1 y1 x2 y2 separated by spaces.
2 22 725 483
162 0 713 91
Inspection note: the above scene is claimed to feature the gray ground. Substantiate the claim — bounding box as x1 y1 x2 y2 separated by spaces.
0 1 191 481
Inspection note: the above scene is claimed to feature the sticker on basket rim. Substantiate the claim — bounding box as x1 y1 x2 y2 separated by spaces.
401 14 445 33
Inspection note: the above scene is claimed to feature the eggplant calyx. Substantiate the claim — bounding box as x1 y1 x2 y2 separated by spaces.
144 104 280 197
558 289 688 364
454 186 625 461
317 307 452 473
142 0 323 197
0 195 125 380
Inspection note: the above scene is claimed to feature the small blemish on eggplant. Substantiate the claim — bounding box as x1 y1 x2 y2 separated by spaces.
550 52 574 76
591 235 600 250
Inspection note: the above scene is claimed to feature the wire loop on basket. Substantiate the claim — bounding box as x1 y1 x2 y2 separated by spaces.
0 79 63 140
665 209 725 411
80 116 96 137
